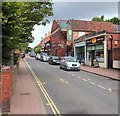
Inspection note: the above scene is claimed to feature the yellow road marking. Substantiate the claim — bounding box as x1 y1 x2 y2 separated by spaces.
45 103 54 106
59 78 69 84
25 60 61 116
108 88 112 91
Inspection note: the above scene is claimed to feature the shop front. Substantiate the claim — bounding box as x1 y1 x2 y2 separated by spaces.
74 41 86 64
86 36 106 68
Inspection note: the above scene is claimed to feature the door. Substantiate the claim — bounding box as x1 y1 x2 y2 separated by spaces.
91 50 95 66
108 50 113 68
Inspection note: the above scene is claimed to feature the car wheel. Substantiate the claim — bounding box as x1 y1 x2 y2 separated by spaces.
64 66 67 71
60 65 62 69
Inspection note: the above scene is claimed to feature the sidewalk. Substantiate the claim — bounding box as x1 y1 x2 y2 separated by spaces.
81 65 120 81
9 59 46 114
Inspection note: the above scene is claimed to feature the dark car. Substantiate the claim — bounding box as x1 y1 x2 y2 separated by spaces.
49 56 61 65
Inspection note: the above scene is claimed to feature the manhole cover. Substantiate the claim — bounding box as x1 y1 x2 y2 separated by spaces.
20 93 31 95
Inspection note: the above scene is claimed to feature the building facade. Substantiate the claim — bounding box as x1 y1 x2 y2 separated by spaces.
50 19 117 58
74 30 120 69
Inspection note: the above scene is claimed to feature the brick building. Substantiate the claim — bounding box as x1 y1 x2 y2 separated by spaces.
39 31 50 54
74 25 120 69
50 19 118 57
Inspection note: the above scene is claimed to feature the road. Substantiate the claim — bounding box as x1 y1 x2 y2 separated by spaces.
25 56 119 115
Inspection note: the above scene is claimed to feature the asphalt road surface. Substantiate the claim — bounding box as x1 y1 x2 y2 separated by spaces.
25 56 119 115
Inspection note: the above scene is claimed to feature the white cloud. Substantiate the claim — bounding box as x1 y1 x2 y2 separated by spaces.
29 22 52 48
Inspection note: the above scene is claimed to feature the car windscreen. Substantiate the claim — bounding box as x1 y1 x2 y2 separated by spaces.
52 56 59 60
43 53 48 56
66 58 77 62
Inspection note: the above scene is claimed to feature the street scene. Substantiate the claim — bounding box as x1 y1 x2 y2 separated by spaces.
1 1 120 116
26 55 119 114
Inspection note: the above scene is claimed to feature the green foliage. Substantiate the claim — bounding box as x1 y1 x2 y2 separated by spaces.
13 53 19 64
25 47 33 53
92 15 120 25
92 15 104 21
2 2 53 65
105 17 120 25
34 43 41 53
35 48 40 53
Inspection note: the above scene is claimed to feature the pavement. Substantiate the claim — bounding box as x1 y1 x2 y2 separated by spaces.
8 59 46 114
8 56 119 114
81 65 120 81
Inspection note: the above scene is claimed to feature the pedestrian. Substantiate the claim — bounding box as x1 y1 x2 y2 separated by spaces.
22 53 25 60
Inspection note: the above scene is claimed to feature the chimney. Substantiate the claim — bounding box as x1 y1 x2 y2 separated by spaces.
48 31 50 36
45 33 47 38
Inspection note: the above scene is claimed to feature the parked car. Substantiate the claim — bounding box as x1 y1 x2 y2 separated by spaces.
40 53 50 61
29 51 36 57
49 56 61 65
60 56 81 71
35 53 41 60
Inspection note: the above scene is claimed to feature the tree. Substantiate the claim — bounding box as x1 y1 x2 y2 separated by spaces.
105 17 120 25
25 47 33 53
92 15 104 22
2 2 53 65
92 15 120 25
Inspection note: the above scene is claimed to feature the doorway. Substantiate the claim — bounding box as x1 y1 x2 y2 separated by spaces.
91 50 95 66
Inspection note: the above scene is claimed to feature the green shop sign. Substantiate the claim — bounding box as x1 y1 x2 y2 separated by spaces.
68 30 72 41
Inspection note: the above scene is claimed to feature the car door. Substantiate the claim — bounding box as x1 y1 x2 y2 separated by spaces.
62 58 66 68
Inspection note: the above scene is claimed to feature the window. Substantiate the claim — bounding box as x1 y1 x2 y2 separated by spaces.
96 50 104 63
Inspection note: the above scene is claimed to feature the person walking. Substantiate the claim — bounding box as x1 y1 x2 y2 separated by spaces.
22 53 25 60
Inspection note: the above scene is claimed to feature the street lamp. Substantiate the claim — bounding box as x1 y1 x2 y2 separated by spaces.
109 35 113 68
109 35 113 50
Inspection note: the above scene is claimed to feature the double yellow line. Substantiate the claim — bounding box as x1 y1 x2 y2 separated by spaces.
25 60 61 116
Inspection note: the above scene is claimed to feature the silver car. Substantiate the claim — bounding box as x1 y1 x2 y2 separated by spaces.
60 56 81 71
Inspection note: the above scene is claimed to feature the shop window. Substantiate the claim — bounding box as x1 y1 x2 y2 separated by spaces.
96 50 104 63
87 51 91 61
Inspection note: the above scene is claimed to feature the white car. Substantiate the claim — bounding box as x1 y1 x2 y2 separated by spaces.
60 56 81 71
36 54 41 60
40 53 50 61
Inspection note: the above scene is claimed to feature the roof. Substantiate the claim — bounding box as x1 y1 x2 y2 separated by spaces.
114 25 120 32
56 20 68 31
52 19 116 34
72 20 116 32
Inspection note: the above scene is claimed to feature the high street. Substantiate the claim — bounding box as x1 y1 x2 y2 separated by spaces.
25 56 119 114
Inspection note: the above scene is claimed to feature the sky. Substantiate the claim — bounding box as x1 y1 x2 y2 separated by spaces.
28 1 119 48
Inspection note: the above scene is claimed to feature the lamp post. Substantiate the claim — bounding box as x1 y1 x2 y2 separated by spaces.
71 19 74 57
67 19 74 57
109 35 113 68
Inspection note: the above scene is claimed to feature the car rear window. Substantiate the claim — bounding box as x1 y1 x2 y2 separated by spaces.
66 58 77 62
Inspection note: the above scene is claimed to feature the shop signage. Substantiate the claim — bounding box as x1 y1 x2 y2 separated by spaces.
86 36 104 44
92 38 96 43
68 30 72 41
75 41 85 47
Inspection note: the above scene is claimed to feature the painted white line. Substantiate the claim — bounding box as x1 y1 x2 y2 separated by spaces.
98 85 106 89
77 76 81 78
72 74 76 76
90 82 96 85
